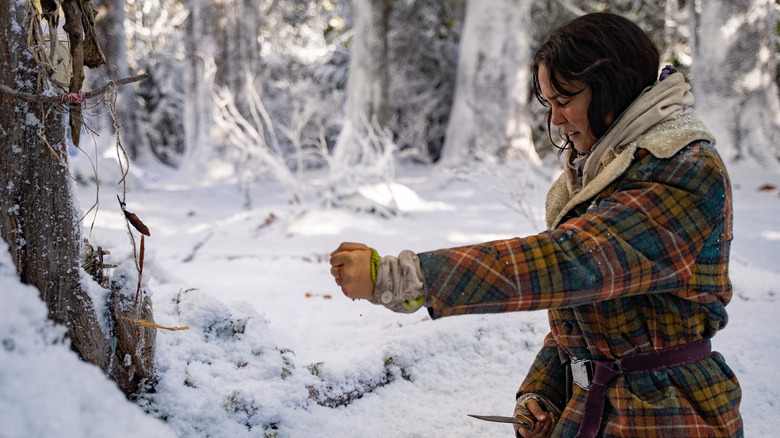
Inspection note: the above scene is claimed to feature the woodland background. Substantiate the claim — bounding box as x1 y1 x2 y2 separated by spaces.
83 0 780 193
1 0 779 437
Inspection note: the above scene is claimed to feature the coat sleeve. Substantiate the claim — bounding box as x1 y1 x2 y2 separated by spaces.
369 250 428 313
418 142 732 319
516 332 568 411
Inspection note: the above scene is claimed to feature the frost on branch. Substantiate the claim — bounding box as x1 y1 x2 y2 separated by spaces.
206 57 305 204
327 117 400 217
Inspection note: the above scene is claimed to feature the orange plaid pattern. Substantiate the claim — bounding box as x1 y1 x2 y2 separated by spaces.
418 142 742 437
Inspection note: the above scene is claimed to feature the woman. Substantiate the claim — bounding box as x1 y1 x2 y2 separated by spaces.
330 13 742 438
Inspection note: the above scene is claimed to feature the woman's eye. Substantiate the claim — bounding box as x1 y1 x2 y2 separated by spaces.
558 99 570 107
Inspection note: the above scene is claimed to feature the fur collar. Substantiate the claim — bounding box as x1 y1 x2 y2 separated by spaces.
545 111 715 230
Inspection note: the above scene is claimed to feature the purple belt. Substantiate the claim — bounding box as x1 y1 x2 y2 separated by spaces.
567 339 713 438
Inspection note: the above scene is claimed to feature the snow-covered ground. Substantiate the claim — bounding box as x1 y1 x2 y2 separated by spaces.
1 156 778 437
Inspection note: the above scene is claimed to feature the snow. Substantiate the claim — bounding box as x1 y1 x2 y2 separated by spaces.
2 158 779 437
0 241 177 438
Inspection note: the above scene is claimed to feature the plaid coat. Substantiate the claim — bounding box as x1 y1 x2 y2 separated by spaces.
417 116 742 437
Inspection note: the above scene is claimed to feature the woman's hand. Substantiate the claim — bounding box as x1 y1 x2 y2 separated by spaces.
514 399 556 438
329 242 375 300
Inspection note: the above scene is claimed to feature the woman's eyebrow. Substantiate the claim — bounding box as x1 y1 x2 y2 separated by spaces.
542 92 566 102
551 87 585 100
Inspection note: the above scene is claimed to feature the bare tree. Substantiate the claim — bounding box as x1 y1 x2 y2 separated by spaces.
0 0 155 397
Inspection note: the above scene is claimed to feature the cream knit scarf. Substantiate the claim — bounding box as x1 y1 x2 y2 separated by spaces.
545 72 716 229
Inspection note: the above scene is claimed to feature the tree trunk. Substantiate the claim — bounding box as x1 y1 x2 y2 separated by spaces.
439 0 539 167
212 0 261 119
91 0 144 162
690 0 780 165
0 0 155 397
1 0 103 367
346 0 390 130
332 0 391 166
180 0 216 177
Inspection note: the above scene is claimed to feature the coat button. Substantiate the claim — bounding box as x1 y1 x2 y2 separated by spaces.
561 322 573 334
381 291 393 304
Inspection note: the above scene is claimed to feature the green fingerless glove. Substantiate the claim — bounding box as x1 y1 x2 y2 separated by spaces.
369 247 380 284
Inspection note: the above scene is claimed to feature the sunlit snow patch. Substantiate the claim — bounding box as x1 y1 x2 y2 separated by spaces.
761 230 780 241
356 182 454 212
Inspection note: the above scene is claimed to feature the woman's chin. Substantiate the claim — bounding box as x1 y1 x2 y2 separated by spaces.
571 137 596 154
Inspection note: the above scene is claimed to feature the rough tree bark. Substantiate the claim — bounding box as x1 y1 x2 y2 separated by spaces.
0 0 155 397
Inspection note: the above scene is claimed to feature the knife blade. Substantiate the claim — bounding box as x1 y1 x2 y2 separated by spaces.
467 413 534 431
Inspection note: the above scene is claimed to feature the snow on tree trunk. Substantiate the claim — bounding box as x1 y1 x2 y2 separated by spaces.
0 0 155 397
1 0 105 368
332 0 391 169
439 0 540 167
690 0 780 166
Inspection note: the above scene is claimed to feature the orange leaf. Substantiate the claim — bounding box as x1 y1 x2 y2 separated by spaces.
120 316 189 331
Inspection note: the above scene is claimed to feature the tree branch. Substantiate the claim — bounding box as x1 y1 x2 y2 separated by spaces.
0 73 150 103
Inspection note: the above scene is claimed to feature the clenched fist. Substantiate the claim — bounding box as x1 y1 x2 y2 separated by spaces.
330 242 375 300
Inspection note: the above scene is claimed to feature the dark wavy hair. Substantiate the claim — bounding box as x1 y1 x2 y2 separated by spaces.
532 13 660 152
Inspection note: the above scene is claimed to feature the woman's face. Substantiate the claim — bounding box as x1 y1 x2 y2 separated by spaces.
538 64 600 154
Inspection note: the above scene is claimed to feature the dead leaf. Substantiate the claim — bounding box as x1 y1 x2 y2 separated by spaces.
256 212 279 231
117 195 151 236
124 210 151 236
305 292 332 300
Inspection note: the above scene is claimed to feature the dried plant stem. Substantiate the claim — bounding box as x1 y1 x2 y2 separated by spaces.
134 235 145 306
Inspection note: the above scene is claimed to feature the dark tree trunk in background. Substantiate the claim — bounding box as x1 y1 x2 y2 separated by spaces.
212 0 261 118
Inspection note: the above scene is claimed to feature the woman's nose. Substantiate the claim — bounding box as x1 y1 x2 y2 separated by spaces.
550 106 565 126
